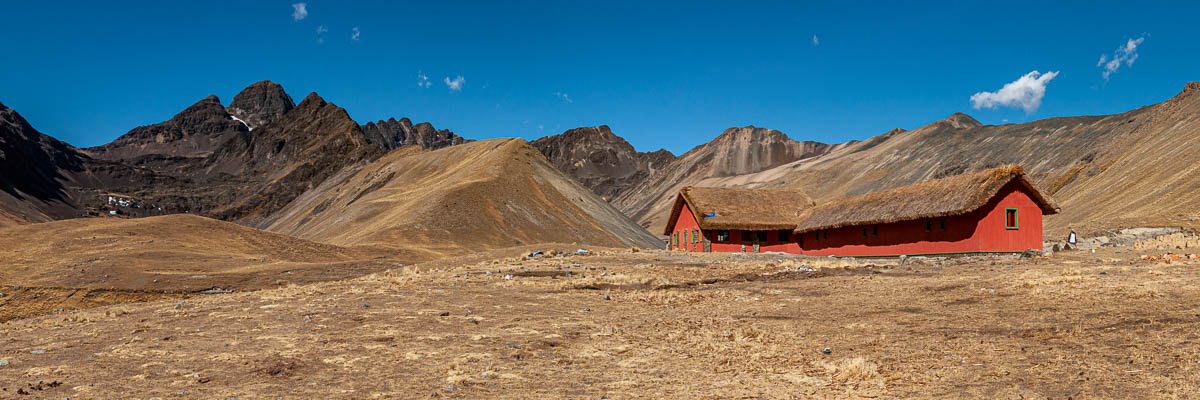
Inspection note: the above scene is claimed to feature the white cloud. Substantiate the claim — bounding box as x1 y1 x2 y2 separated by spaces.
554 92 573 103
315 25 327 44
970 70 1059 114
351 26 361 41
1098 36 1145 80
812 35 819 46
444 75 465 91
291 3 308 21
417 71 432 88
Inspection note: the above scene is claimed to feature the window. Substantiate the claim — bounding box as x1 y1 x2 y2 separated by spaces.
1005 208 1019 230
778 230 790 242
693 228 700 243
862 227 869 237
872 226 879 237
939 219 946 231
671 232 677 248
823 231 828 240
925 220 932 232
717 230 730 242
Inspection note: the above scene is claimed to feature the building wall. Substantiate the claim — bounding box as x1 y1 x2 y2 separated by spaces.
667 180 1046 256
706 229 803 253
801 180 1045 256
668 203 804 253
669 203 702 251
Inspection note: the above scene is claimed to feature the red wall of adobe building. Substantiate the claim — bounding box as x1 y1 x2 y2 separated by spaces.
802 181 1045 256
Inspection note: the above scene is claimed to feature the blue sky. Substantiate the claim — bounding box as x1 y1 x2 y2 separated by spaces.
1 1 1197 155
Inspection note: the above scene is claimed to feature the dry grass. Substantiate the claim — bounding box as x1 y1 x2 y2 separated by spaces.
2 247 1200 398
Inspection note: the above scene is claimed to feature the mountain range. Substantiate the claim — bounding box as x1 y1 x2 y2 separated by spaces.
3 80 1199 252
539 83 1200 238
0 80 659 254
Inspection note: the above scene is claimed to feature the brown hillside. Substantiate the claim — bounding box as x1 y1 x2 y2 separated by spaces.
0 214 388 292
263 138 663 257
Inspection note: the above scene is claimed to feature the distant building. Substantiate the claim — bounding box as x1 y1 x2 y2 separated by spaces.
664 166 1059 256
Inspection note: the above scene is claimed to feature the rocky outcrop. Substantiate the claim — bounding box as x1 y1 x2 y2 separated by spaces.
531 126 675 200
226 80 295 130
361 118 468 151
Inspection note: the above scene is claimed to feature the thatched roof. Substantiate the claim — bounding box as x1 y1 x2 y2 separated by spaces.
793 165 1059 234
663 186 816 235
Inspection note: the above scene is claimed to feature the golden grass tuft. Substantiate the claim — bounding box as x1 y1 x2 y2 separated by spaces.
819 357 881 383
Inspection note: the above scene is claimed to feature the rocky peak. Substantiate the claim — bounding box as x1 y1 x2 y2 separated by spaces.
0 101 35 135
296 92 326 109
226 81 295 130
679 125 833 178
361 118 467 151
938 112 983 129
86 93 247 160
546 126 630 151
531 126 677 201
712 125 790 143
1172 81 1200 101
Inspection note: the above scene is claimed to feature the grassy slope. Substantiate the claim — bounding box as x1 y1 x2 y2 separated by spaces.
263 138 663 257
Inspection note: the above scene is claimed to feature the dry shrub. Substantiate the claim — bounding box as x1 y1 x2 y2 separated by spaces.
626 288 726 306
819 357 880 382
777 370 826 386
388 267 426 287
1017 269 1087 291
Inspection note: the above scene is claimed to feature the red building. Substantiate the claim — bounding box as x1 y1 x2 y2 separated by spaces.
664 166 1059 256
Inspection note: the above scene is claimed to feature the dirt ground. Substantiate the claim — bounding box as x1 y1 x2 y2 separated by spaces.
2 243 1199 398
